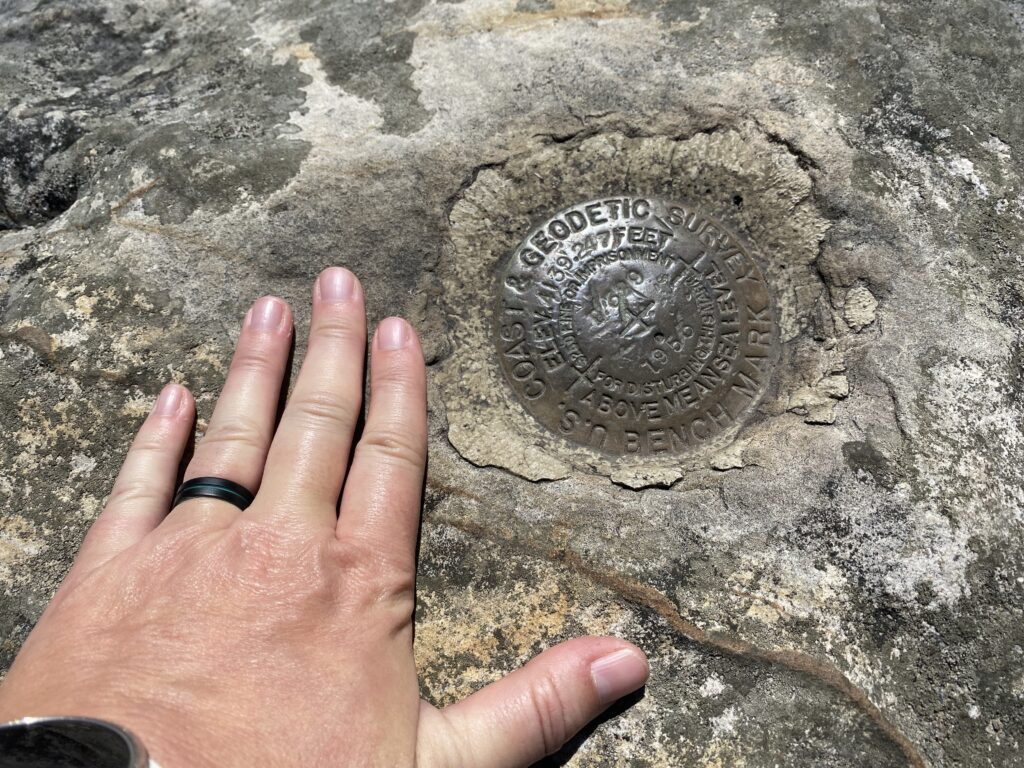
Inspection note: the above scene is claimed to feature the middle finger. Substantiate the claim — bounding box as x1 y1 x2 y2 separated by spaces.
254 267 366 527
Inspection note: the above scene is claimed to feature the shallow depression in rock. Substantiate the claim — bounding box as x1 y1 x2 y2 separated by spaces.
438 128 829 486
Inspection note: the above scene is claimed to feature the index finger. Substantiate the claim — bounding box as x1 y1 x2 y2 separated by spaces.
336 316 426 567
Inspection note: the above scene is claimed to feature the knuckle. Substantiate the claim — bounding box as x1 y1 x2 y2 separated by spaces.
366 575 416 631
81 508 130 549
527 671 571 756
372 361 421 392
149 511 221 552
197 416 267 454
229 342 283 375
131 431 171 455
288 390 360 432
331 535 415 608
220 524 342 605
225 518 290 569
372 562 417 609
355 428 424 470
311 311 363 346
106 479 163 510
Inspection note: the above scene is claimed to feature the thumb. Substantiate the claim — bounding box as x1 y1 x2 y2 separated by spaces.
424 636 649 768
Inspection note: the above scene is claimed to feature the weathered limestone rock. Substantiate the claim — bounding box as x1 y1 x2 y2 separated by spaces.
2 1 1023 765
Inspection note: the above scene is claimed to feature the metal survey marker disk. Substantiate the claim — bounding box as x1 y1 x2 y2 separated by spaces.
495 197 779 457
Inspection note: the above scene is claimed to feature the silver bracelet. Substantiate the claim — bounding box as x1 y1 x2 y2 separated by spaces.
0 715 155 767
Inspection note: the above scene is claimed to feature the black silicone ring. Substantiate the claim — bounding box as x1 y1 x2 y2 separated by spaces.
172 476 255 511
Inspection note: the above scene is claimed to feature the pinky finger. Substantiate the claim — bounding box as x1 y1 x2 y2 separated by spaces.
70 383 194 579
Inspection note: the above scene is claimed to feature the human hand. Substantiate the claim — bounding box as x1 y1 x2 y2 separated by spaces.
0 268 649 767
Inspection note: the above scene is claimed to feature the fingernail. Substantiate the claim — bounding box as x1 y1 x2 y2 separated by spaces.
154 384 184 416
318 267 356 302
247 296 287 332
377 317 410 350
590 648 649 705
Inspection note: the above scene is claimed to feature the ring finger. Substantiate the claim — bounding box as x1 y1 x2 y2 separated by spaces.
170 295 293 523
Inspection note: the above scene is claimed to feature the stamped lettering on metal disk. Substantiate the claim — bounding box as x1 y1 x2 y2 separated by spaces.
495 197 778 457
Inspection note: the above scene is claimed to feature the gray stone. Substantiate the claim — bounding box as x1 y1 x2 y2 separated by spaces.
2 1 1024 765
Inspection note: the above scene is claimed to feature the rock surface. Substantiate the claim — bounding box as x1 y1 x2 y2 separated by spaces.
2 1 1023 765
